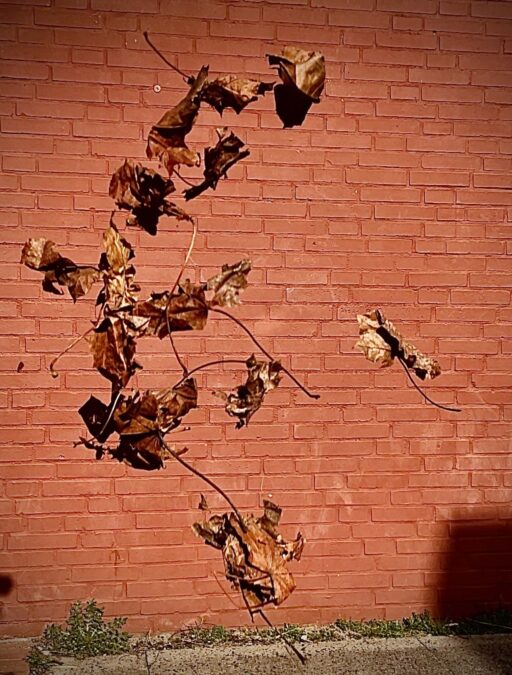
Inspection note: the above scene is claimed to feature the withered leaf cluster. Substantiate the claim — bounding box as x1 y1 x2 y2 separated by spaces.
146 66 208 174
268 46 326 128
220 354 282 428
185 127 250 200
109 159 191 235
356 309 441 380
200 76 274 115
79 378 197 470
193 500 304 610
20 238 100 302
206 259 251 308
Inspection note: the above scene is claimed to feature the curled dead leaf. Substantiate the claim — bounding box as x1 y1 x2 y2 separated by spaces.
87 317 140 390
222 354 282 428
80 380 197 471
21 238 100 302
146 66 208 174
134 281 208 338
206 259 251 308
356 309 441 380
184 127 250 200
99 223 139 314
201 75 274 115
267 46 325 128
109 159 191 235
193 500 304 610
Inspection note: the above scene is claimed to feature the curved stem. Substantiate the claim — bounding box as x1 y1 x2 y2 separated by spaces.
49 326 95 378
169 333 188 376
173 358 247 390
97 389 123 441
143 31 192 83
173 169 199 188
398 358 461 413
158 434 245 528
210 307 320 400
169 217 198 298
160 218 198 365
255 609 306 665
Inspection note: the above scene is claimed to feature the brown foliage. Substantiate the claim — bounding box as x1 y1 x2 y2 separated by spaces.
268 46 325 127
193 500 304 610
356 309 441 380
20 238 100 302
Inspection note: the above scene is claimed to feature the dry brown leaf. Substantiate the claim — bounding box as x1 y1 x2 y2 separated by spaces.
109 159 191 235
222 354 282 428
21 238 100 302
206 259 251 308
193 501 304 610
146 66 208 174
356 309 441 380
80 380 197 471
87 317 140 389
99 222 139 313
133 281 208 338
267 46 325 127
184 127 250 200
201 75 274 115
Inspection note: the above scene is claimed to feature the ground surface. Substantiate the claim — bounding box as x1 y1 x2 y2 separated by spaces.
2 634 512 675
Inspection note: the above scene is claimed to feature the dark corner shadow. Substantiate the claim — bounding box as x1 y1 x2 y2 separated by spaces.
438 518 512 672
438 519 512 618
0 574 13 596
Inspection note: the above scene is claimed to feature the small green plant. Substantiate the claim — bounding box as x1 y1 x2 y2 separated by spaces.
26 600 130 673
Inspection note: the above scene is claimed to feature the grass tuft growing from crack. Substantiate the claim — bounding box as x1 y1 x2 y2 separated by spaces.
26 602 512 672
26 600 130 674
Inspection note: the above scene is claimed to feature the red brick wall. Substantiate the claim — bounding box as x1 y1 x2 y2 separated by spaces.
1 0 512 637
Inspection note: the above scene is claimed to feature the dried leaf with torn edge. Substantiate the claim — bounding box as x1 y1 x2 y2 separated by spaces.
99 223 139 313
222 354 281 428
146 66 208 174
21 238 100 302
184 127 250 200
206 259 251 308
133 281 208 338
356 309 441 380
201 75 274 115
267 46 325 128
87 317 140 390
193 500 304 610
109 159 191 236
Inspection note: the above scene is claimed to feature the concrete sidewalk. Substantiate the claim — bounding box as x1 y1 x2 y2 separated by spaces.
3 634 512 675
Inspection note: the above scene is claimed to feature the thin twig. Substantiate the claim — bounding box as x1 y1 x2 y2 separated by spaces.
160 217 198 367
143 31 192 83
173 169 199 188
398 358 461 413
49 326 95 378
210 306 320 400
173 358 247 390
169 218 198 298
212 570 243 611
255 609 306 665
169 333 188 376
158 435 245 529
96 389 123 441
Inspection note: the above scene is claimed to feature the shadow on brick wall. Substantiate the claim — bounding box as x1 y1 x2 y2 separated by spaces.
438 520 512 619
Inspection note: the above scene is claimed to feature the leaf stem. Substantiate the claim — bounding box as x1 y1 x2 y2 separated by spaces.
169 333 188 376
254 608 306 665
49 326 95 378
158 434 245 528
173 169 199 188
210 307 320 400
173 359 248 390
143 31 193 83
160 217 198 368
398 358 461 413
